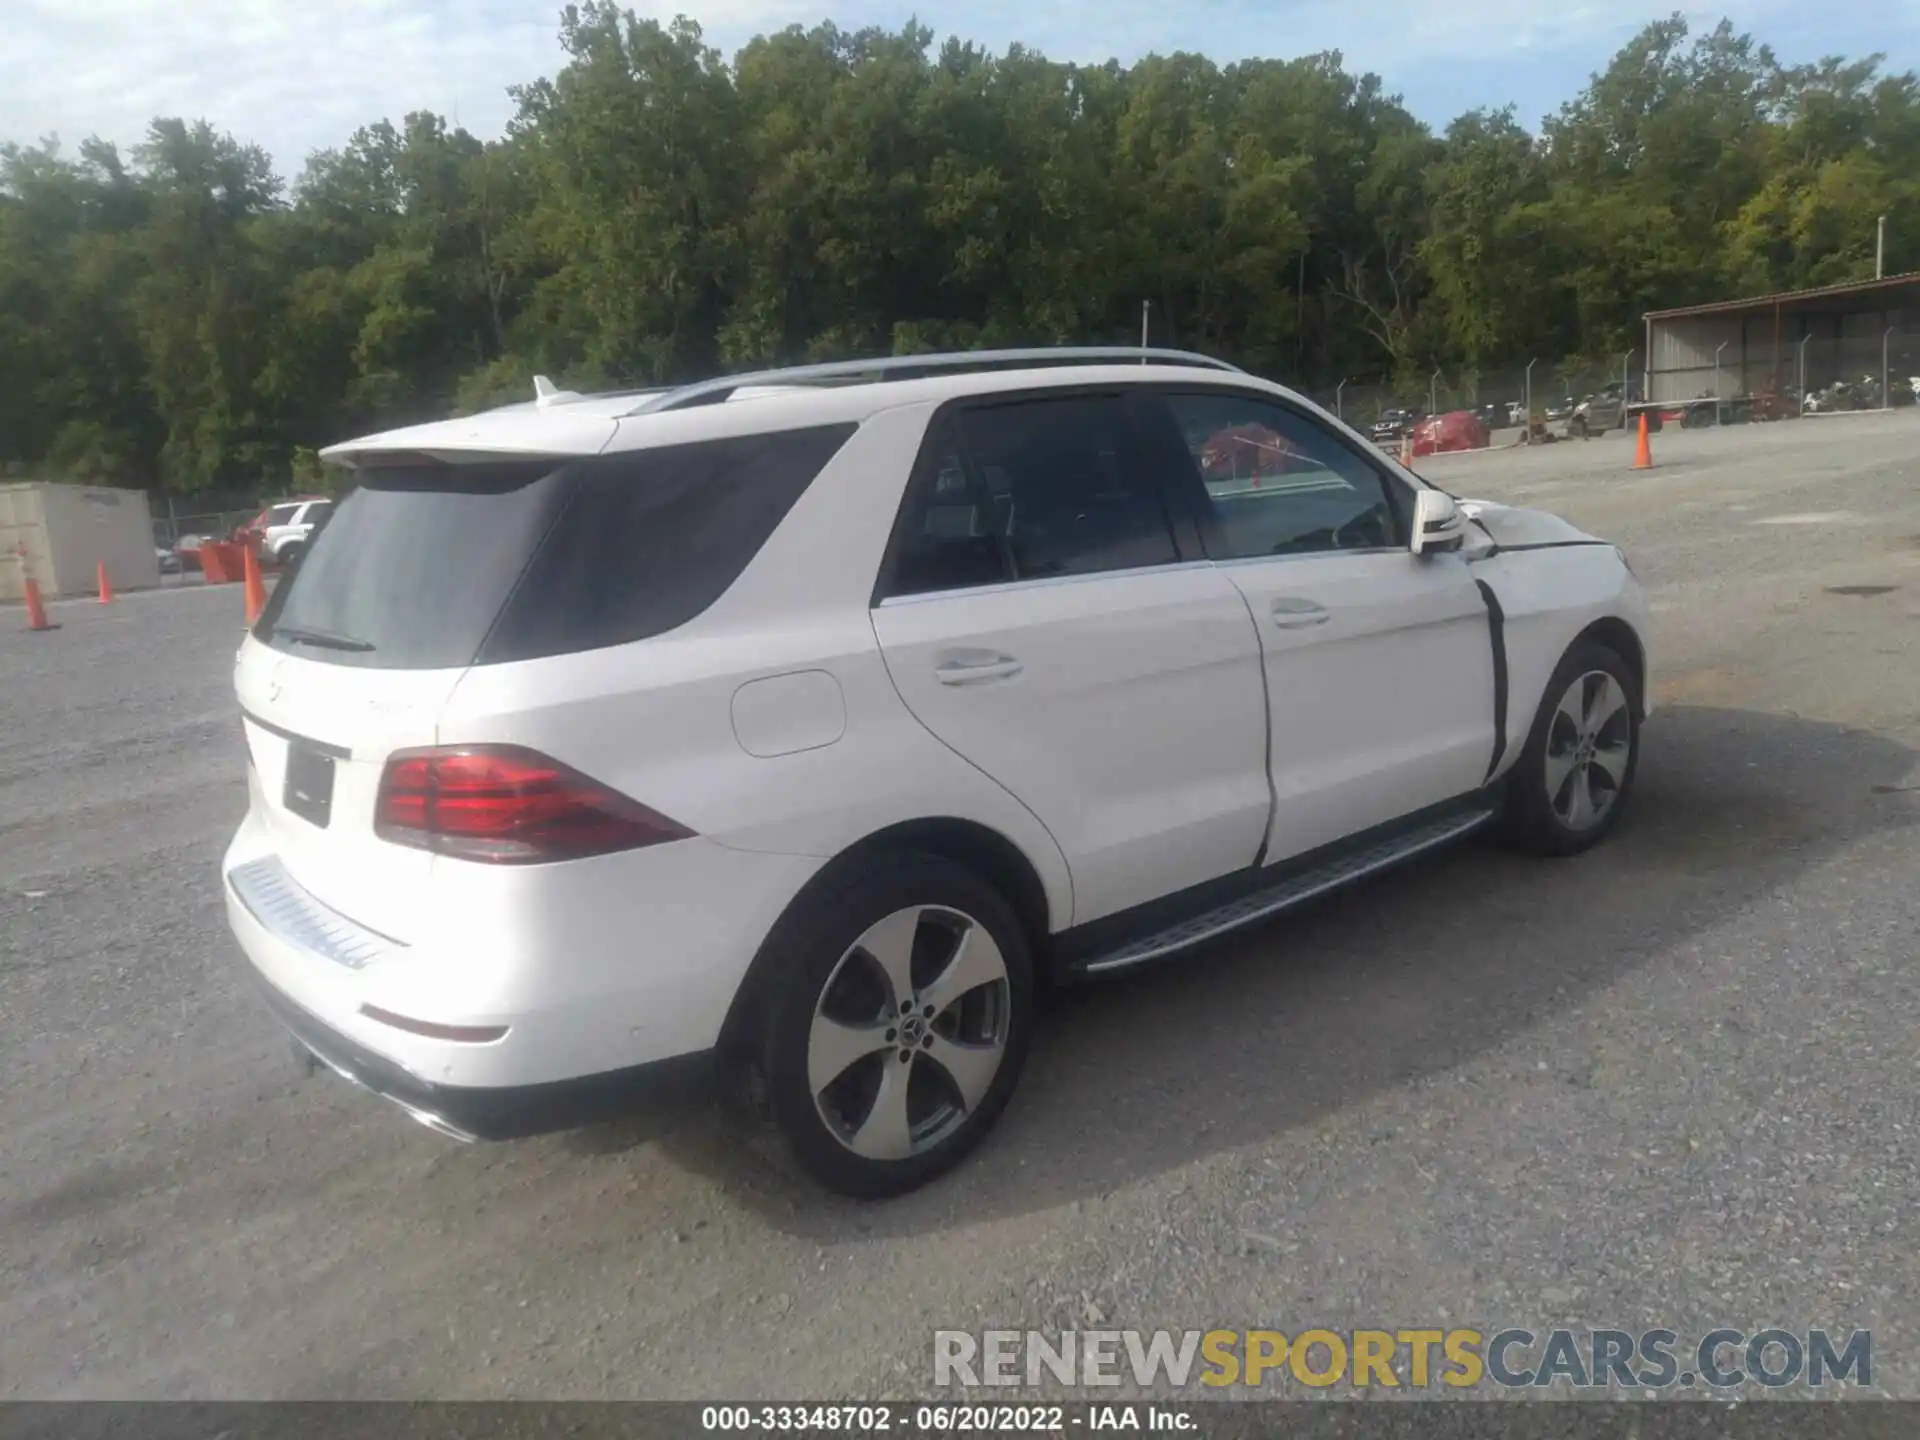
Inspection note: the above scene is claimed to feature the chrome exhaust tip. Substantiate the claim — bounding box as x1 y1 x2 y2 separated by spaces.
394 1099 480 1144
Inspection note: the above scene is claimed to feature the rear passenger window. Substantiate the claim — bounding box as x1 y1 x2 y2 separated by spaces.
883 396 1177 598
481 424 856 662
885 419 1007 596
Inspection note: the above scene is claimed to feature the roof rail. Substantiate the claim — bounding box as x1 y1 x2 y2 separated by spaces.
623 347 1243 415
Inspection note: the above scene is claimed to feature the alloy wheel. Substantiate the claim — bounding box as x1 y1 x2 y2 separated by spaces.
808 905 1011 1160
1544 670 1633 831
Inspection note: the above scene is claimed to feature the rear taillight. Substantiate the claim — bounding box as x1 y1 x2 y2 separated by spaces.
374 745 692 864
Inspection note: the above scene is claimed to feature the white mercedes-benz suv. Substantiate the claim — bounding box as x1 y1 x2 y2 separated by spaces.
224 348 1651 1197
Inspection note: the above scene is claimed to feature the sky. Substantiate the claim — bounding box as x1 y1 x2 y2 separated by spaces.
5 0 1919 186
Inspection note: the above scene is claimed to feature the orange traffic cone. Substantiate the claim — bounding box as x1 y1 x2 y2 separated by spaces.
242 545 268 626
22 575 54 632
96 559 113 604
1631 413 1653 470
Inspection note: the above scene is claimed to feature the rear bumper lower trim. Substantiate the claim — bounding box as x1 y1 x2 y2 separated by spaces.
228 855 398 970
253 976 715 1141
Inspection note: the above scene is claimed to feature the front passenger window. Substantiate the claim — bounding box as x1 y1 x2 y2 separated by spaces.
1157 393 1405 560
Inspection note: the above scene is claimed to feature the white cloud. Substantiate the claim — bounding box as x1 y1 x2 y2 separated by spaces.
2 0 1913 182
5 0 574 182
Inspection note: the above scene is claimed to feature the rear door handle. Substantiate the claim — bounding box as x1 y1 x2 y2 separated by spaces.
1269 598 1330 628
935 651 1024 685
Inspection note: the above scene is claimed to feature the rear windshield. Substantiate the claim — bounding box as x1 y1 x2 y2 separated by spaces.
255 424 855 670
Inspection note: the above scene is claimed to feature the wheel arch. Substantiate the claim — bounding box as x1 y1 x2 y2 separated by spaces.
714 816 1054 1067
1572 616 1647 714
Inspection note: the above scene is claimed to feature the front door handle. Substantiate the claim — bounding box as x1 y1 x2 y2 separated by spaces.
935 650 1024 685
1269 598 1330 629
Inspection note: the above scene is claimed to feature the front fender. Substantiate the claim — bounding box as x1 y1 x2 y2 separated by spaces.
1470 542 1649 780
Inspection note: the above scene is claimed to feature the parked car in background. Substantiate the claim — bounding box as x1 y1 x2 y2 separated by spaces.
1569 384 1660 438
237 497 333 567
1544 396 1576 424
172 533 214 572
1369 408 1422 445
1470 402 1510 434
1411 410 1491 456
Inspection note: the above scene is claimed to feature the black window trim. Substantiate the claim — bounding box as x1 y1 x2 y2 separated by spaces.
1134 382 1419 561
869 383 1205 607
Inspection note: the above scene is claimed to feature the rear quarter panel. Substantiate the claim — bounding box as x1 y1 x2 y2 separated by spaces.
436 401 1077 930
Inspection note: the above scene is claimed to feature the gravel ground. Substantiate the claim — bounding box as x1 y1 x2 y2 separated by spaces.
2 413 1917 1401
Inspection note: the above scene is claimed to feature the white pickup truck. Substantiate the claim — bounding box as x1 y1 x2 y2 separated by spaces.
248 498 333 566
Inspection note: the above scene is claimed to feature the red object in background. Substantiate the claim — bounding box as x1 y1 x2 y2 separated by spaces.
232 508 273 554
1409 410 1491 458
199 542 246 584
1200 424 1295 486
243 544 268 623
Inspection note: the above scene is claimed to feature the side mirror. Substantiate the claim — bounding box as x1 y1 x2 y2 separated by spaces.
1411 488 1467 555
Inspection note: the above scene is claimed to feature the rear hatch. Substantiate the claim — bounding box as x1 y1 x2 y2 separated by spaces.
233 426 856 940
235 460 577 939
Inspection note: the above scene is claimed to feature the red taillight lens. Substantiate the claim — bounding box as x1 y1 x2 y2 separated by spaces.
374 746 692 864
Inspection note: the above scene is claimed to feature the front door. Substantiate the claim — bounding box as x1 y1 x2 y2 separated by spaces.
1137 388 1499 863
869 392 1272 926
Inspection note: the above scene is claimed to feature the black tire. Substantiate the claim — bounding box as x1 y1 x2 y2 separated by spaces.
278 543 304 568
1500 641 1642 858
759 851 1034 1198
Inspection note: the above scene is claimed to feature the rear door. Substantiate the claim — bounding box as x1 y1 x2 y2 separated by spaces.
1137 388 1497 863
236 460 577 938
869 392 1271 926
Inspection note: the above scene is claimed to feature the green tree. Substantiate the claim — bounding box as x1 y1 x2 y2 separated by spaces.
2 7 1915 486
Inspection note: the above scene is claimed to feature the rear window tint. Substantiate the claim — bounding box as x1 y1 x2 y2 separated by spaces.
480 424 855 663
267 504 303 524
256 462 572 669
256 424 854 670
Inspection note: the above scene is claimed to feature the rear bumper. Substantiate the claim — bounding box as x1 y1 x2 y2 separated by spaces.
256 976 713 1141
222 802 824 1128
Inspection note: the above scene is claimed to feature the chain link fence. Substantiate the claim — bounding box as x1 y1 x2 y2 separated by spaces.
151 496 268 549
1295 338 1918 453
1301 355 1652 445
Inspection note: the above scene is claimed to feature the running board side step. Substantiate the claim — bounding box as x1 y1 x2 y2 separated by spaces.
1075 806 1499 976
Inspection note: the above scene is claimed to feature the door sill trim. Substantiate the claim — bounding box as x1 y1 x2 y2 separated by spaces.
1076 806 1496 975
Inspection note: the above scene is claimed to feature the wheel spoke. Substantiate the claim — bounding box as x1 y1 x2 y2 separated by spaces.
1561 765 1594 828
923 1034 1002 1113
852 907 922 1013
1555 675 1590 736
1543 743 1580 801
847 1062 915 1160
1584 674 1628 738
1588 737 1631 790
807 1013 894 1097
917 923 1008 1019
